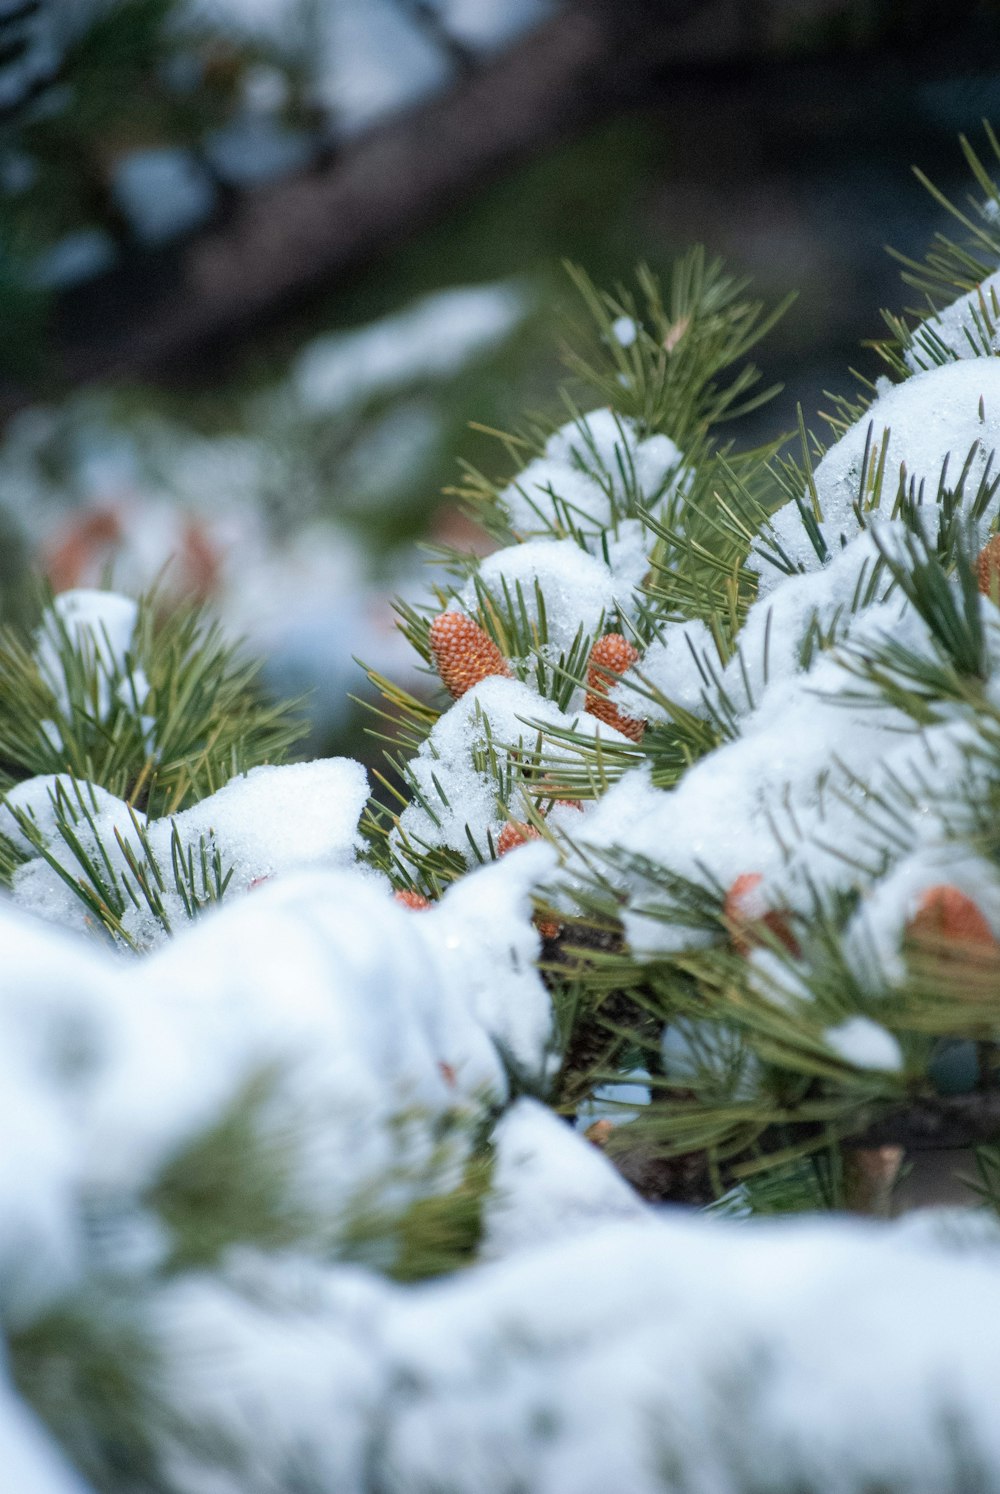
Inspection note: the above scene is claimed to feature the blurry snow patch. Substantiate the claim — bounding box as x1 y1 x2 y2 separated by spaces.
377 1212 1000 1492
137 869 475 1219
293 282 529 416
338 399 442 510
204 115 315 186
320 0 452 130
482 1098 646 1260
29 228 116 290
417 842 557 1085
611 314 638 347
0 1379 92 1494
430 0 556 52
184 0 453 131
111 148 216 245
154 1264 389 1494
824 1017 903 1072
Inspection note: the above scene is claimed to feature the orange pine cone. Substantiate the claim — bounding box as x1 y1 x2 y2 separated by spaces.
429 611 512 699
395 889 432 911
584 633 645 742
496 820 542 856
977 535 1000 599
906 884 997 950
723 872 800 957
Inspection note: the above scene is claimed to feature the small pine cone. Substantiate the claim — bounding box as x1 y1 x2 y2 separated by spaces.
585 1118 614 1149
395 889 431 911
723 872 800 957
585 633 645 742
429 611 511 699
977 535 1000 599
496 820 542 856
907 885 997 950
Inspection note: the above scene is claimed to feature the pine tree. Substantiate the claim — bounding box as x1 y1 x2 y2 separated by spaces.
369 127 1000 1219
11 119 1000 1494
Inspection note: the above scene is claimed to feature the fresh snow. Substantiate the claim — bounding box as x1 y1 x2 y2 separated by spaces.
394 675 631 867
482 1098 648 1260
752 358 1000 594
824 1016 904 1072
500 409 688 548
35 588 139 722
905 268 1000 370
460 537 618 657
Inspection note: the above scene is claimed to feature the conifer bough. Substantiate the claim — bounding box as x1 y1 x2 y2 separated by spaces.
10 126 1000 1494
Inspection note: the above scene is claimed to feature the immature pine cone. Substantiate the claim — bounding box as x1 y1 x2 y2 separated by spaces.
723 872 800 957
429 611 512 699
496 820 542 856
394 889 431 911
977 535 1000 599
584 633 645 742
906 884 997 950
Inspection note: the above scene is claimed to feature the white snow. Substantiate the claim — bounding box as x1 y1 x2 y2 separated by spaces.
394 675 631 868
460 537 618 658
612 617 718 723
111 148 216 246
0 1379 91 1494
416 842 557 1084
36 589 138 723
377 1213 1000 1493
752 359 1000 594
500 408 688 546
905 270 1000 371
293 282 529 416
481 1098 647 1260
824 1016 904 1072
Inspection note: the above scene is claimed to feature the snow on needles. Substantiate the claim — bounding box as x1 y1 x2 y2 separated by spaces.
752 358 1000 595
500 408 687 544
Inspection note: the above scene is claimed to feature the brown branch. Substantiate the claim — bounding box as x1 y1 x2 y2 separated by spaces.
2 0 990 412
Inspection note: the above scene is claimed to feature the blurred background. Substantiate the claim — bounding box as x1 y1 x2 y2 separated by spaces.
0 0 998 762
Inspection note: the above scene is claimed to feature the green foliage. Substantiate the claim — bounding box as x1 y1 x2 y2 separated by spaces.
561 252 794 443
0 588 306 814
362 125 1000 1218
390 1151 493 1282
143 1068 314 1271
1 773 235 949
8 1288 167 1492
